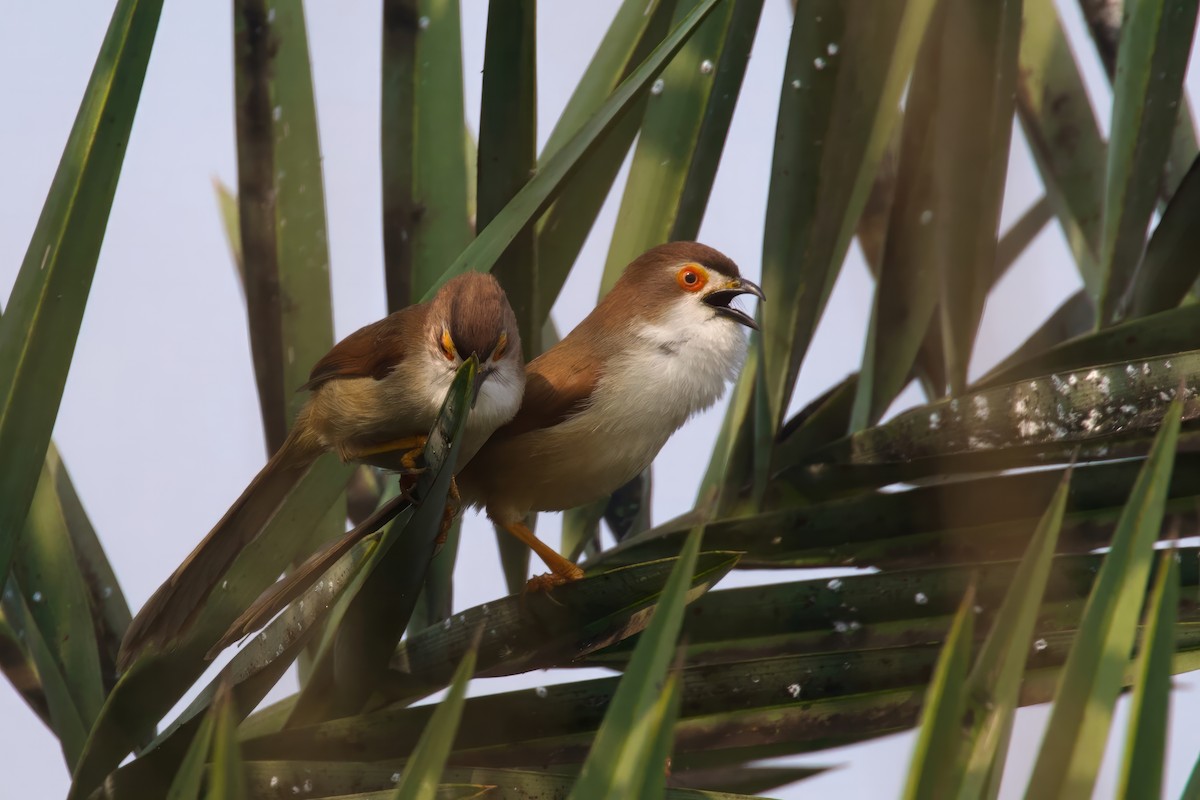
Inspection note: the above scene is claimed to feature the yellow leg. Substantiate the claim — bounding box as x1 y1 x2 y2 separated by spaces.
343 434 427 461
498 520 585 592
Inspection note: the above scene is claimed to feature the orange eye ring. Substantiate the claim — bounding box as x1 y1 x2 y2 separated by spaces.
440 329 456 361
676 263 708 292
492 332 508 361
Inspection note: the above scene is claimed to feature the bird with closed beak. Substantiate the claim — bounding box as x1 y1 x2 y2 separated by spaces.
459 241 763 588
118 271 525 670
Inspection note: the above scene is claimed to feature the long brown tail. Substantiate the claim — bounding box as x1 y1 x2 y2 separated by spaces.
118 426 324 670
208 493 410 658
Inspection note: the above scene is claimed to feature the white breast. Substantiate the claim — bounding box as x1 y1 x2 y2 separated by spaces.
488 303 748 516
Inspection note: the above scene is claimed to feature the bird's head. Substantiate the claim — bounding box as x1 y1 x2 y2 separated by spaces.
428 272 525 404
612 241 764 331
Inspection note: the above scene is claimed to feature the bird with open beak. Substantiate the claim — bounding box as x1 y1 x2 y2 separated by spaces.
118 271 525 669
459 241 764 588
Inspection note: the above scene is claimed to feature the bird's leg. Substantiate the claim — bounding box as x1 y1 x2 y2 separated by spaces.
342 435 429 472
497 520 585 592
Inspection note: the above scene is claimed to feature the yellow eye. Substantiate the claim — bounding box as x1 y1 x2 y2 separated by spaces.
676 263 708 292
492 332 508 361
441 329 456 361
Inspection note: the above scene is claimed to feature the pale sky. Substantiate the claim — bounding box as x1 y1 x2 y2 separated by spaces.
1 1 1197 798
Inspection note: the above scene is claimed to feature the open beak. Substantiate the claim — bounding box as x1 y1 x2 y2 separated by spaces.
702 278 765 330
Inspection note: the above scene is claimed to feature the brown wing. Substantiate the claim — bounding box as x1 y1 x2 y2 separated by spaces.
300 305 427 391
496 341 600 438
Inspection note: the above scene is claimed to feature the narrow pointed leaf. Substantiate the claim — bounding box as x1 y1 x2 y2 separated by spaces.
957 473 1071 797
1115 549 1179 799
1097 0 1200 325
424 0 728 301
850 3 945 429
232 2 344 665
1024 397 1183 800
0 0 163 591
902 584 975 800
535 0 677 310
1128 154 1200 318
391 647 478 800
266 0 336 432
233 0 288 450
933 0 1021 395
599 0 763 291
43 444 132 694
411 0 472 298
381 0 418 310
209 686 249 800
13 457 107 734
2 587 88 767
0 604 49 727
164 699 216 800
760 0 937 424
1016 0 1105 291
213 178 244 290
568 528 701 799
478 0 538 354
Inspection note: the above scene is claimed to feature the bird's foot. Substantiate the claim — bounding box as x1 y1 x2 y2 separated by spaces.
343 435 429 473
523 563 585 594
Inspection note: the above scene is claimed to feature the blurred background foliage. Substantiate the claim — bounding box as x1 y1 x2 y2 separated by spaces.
5 0 1200 797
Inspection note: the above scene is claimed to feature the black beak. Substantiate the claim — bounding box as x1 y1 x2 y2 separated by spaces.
702 278 765 331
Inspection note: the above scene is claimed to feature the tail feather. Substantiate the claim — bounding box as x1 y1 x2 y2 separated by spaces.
118 428 323 670
208 493 410 658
